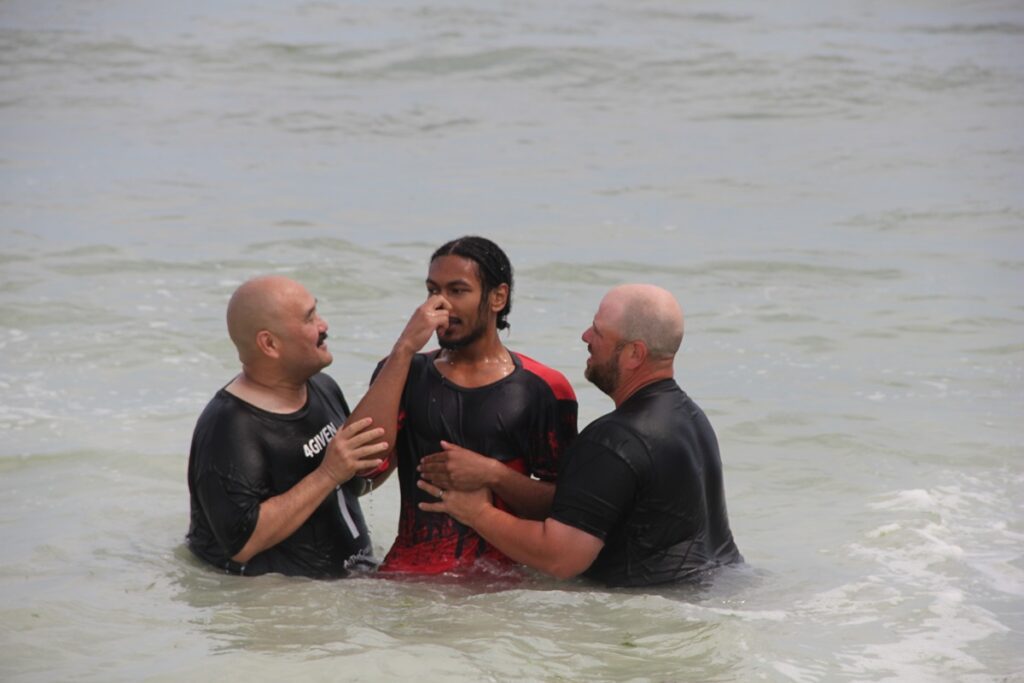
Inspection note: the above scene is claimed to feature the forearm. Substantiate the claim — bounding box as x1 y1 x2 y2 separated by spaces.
416 476 604 577
349 295 450 451
232 467 337 563
471 507 588 579
490 467 555 520
347 343 416 457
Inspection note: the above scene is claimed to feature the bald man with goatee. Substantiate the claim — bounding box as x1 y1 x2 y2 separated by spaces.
186 275 441 577
419 284 742 587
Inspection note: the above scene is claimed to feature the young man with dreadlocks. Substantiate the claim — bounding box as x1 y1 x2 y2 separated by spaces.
358 236 578 574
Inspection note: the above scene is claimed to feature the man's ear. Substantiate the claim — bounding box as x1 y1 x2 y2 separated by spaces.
489 283 509 313
621 340 648 370
255 329 279 359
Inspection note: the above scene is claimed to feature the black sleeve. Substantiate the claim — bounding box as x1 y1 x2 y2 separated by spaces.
191 410 269 557
312 372 351 418
549 440 638 541
370 358 386 384
526 394 578 482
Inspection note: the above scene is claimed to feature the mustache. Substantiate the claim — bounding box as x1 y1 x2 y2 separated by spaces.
317 331 328 346
440 317 462 331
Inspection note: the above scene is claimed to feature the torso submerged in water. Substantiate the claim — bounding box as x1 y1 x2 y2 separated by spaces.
378 350 578 574
551 378 742 587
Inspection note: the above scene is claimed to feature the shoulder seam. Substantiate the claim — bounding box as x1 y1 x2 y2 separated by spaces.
581 419 652 471
513 352 576 401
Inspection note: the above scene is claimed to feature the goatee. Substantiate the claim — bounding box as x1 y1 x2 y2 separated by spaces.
438 322 487 350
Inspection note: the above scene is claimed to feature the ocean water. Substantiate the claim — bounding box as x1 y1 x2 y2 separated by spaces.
1 1 1022 680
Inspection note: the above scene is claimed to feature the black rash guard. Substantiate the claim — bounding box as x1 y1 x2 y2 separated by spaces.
377 350 578 574
551 379 742 587
186 373 373 578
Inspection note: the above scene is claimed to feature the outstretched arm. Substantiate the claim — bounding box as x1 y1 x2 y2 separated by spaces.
232 418 386 563
416 479 603 579
419 441 554 519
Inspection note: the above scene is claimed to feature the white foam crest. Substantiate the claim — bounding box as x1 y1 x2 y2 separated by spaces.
969 560 1024 598
869 488 941 512
795 579 901 620
853 600 1006 679
866 522 901 538
915 523 965 560
798 564 1008 679
795 474 1022 678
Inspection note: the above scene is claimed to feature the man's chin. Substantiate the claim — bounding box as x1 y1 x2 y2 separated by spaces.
585 364 618 396
437 331 470 350
437 323 486 351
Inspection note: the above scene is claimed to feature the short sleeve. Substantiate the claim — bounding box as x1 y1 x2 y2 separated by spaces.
313 372 351 418
191 410 268 556
550 440 638 541
527 394 578 482
517 356 578 482
370 358 386 384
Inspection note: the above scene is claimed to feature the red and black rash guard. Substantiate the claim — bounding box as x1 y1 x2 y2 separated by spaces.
186 373 373 577
377 350 577 574
551 379 742 587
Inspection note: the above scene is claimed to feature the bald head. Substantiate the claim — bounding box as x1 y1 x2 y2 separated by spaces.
602 284 684 361
227 275 308 362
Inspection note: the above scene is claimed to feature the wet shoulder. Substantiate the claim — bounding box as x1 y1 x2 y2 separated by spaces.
191 388 264 457
512 351 576 401
309 371 342 396
575 380 686 458
200 388 255 427
576 410 647 458
309 372 350 416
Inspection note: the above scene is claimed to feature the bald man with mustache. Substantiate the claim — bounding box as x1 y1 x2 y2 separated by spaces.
186 275 442 577
419 284 742 586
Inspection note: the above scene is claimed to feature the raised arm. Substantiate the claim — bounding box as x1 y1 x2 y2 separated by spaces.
345 295 452 489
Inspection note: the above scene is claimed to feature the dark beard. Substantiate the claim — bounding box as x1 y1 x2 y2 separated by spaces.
585 354 620 396
438 318 488 350
439 293 496 350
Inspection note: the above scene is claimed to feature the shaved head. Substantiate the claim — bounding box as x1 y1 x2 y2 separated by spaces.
602 284 684 360
227 276 308 363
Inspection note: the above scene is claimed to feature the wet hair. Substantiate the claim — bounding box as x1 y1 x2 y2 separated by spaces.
431 236 514 331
